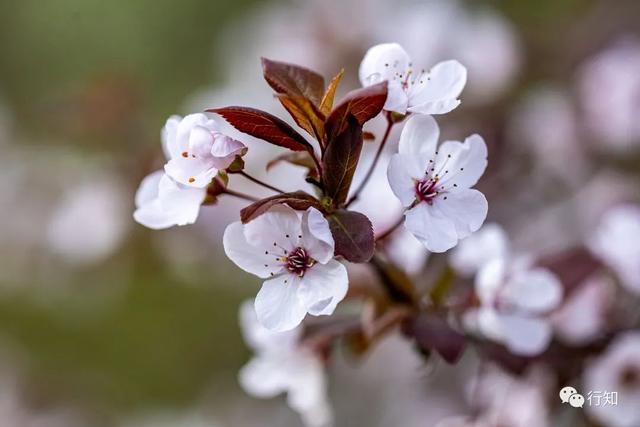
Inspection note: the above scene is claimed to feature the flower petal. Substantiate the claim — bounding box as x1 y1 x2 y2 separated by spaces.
255 274 308 332
407 60 467 114
239 354 289 398
187 125 215 156
359 42 411 87
433 189 488 239
404 202 458 253
164 156 218 188
450 223 510 276
133 199 178 230
397 114 440 164
285 354 332 426
298 260 348 316
156 174 205 223
499 314 553 356
433 135 488 191
210 133 246 169
223 222 285 279
134 170 163 208
239 300 300 352
161 115 182 159
504 268 563 313
475 257 508 306
175 113 215 146
301 207 334 264
387 154 418 207
244 204 302 257
359 43 411 113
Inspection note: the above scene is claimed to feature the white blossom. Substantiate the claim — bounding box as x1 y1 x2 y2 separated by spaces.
449 223 508 276
359 43 467 115
457 225 562 355
163 114 245 188
133 170 205 230
238 301 332 427
584 332 640 427
47 178 127 264
224 205 348 332
551 273 614 346
578 38 640 151
387 114 488 252
589 204 640 294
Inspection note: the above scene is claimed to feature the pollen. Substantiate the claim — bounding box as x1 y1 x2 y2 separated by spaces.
181 151 189 158
188 177 195 183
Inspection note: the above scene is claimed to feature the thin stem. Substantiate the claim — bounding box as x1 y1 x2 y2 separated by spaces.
239 171 285 194
345 113 394 207
375 216 404 241
222 188 259 202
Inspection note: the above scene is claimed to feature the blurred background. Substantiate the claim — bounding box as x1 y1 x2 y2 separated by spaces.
0 0 639 425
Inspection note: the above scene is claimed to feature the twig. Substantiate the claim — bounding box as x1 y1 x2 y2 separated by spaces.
375 216 404 241
345 112 394 207
238 171 285 194
222 188 259 202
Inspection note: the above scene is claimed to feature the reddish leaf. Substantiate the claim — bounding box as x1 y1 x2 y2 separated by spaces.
402 313 467 364
277 94 326 143
325 82 387 139
328 209 374 263
240 191 321 223
209 107 313 152
261 58 325 105
369 255 418 305
319 68 345 115
322 114 362 205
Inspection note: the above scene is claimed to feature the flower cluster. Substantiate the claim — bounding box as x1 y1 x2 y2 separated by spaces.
133 42 491 425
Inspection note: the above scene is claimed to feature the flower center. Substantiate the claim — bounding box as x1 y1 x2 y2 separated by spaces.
285 247 315 277
415 177 439 204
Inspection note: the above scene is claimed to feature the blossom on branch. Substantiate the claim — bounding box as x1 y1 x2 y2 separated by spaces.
454 225 563 356
163 114 246 188
133 170 205 230
359 42 467 115
387 114 488 252
238 301 332 427
224 205 348 331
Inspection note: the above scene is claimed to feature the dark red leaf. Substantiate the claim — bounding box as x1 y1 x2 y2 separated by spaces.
325 82 387 139
208 107 313 152
322 114 363 206
402 313 467 364
261 58 325 105
240 191 321 223
328 209 374 263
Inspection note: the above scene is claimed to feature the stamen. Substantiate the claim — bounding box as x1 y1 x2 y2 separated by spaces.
284 247 316 277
